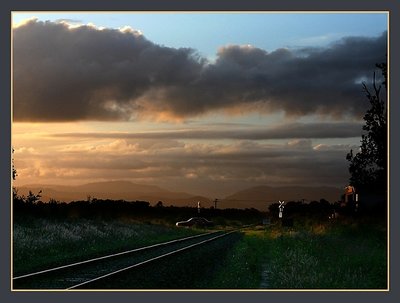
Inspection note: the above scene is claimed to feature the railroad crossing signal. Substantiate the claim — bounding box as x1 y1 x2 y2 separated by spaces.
278 200 285 218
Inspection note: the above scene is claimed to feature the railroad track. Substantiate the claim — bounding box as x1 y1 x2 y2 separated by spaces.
13 229 239 290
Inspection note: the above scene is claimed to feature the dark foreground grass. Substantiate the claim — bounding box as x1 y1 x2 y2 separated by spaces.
13 216 200 275
206 234 270 288
13 215 387 289
208 217 387 289
267 224 387 289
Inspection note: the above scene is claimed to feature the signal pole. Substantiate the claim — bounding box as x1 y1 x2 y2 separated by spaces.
278 200 285 218
213 198 219 209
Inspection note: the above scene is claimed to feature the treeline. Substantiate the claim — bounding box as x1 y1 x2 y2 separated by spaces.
13 192 264 226
269 199 334 219
13 190 382 226
268 198 384 219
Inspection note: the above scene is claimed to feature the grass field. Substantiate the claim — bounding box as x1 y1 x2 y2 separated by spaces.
208 217 387 289
13 216 200 275
13 215 387 289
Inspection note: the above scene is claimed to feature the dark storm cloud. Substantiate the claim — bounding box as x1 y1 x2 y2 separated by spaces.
13 20 387 122
51 122 363 140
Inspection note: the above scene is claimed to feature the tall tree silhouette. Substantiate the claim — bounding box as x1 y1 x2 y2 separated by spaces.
346 62 387 195
12 148 18 201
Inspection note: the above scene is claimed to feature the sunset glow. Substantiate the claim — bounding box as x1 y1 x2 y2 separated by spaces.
12 12 388 199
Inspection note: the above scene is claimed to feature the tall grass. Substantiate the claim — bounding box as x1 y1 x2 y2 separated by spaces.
13 216 199 275
272 218 387 289
206 233 270 288
208 218 387 289
267 229 387 289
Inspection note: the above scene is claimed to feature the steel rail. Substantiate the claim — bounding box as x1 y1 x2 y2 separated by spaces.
13 230 222 280
67 230 237 290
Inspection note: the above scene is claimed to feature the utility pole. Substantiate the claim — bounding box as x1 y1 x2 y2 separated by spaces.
213 198 219 209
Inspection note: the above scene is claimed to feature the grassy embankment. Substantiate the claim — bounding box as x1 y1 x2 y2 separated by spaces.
13 216 200 275
208 216 387 289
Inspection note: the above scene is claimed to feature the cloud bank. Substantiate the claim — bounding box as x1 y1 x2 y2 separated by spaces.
15 137 357 196
13 20 387 122
51 122 363 140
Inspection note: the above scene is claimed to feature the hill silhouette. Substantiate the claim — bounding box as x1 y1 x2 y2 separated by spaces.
17 181 211 207
17 181 342 210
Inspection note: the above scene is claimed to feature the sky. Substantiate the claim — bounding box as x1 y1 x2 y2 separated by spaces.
12 12 388 198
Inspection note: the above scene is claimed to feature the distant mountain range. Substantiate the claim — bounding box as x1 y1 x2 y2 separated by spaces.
16 181 211 207
16 181 342 210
